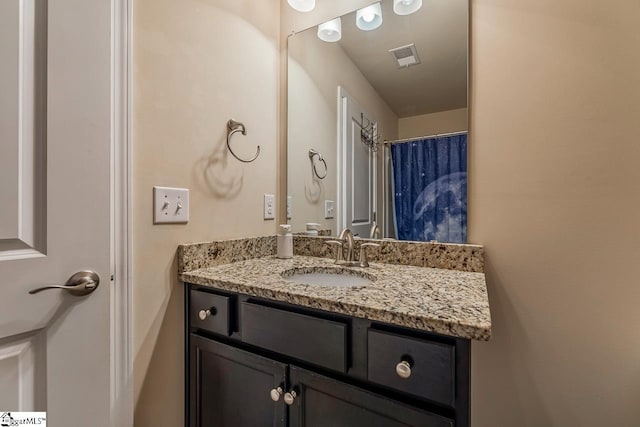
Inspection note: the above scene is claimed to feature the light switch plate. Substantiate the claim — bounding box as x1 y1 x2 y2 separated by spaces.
154 186 189 224
264 194 275 220
325 200 335 219
287 196 292 220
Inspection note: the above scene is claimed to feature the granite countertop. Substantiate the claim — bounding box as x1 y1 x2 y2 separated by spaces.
180 255 491 341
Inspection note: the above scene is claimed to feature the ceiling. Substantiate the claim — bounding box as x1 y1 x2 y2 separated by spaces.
335 0 468 118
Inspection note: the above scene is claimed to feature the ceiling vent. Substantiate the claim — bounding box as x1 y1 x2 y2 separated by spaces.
389 43 421 68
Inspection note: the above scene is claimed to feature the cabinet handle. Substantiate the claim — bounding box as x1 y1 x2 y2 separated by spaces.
270 386 283 402
284 390 297 405
396 360 412 379
198 307 216 320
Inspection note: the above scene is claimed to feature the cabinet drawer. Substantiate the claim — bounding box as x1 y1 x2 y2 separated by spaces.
190 289 232 336
367 329 455 407
241 302 348 373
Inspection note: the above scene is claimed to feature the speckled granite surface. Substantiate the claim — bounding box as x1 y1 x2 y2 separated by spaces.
180 256 491 340
178 236 276 274
178 235 483 274
294 236 484 273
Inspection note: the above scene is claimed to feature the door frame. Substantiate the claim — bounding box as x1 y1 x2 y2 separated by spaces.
111 0 133 425
337 86 377 235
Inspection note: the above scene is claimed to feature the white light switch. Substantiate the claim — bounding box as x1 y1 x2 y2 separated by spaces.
264 194 275 220
154 186 189 224
287 196 292 220
325 200 335 219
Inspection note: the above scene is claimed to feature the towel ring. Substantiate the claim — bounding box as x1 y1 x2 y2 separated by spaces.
227 119 260 163
308 149 327 180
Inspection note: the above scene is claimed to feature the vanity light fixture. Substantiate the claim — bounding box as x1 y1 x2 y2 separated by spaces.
317 17 342 42
287 0 315 13
356 2 383 31
393 0 422 15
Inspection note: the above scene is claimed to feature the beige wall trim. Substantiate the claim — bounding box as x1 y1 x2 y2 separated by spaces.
110 0 133 425
277 30 289 225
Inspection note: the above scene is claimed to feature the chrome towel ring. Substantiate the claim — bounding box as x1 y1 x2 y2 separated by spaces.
227 119 260 163
308 149 327 179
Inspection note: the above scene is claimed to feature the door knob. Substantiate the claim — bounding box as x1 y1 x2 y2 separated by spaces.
270 386 283 402
29 271 100 297
284 390 297 405
396 360 412 379
198 307 217 320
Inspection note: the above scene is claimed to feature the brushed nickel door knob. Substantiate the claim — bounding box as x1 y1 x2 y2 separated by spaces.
396 360 412 379
198 307 216 320
270 387 283 402
28 271 100 297
284 390 297 405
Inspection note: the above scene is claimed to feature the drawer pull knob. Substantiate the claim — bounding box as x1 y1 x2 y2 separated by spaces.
270 386 283 402
396 360 412 379
198 307 216 320
284 390 297 405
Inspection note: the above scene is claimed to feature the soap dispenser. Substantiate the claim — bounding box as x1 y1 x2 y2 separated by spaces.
277 224 293 259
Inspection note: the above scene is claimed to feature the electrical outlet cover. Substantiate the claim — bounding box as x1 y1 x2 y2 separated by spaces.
264 194 275 220
325 200 335 219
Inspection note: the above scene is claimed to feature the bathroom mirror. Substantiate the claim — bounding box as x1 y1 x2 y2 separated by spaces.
287 0 468 243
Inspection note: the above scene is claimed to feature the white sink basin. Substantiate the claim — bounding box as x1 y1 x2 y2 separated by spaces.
283 269 372 288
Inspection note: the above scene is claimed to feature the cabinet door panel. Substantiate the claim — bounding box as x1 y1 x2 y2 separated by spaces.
288 366 453 427
190 335 287 427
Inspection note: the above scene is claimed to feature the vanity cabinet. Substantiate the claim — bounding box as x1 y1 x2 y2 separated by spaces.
190 336 451 427
186 285 470 427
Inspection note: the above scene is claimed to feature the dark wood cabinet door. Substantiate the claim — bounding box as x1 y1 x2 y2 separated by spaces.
288 366 454 427
190 335 287 427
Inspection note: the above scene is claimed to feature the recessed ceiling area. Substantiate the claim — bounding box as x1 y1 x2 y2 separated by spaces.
336 0 468 118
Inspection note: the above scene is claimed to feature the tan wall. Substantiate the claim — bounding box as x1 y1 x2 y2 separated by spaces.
132 0 640 425
398 108 468 139
468 0 640 426
287 28 398 234
132 0 280 425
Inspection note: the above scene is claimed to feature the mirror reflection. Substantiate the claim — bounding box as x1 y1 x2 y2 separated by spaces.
287 0 468 243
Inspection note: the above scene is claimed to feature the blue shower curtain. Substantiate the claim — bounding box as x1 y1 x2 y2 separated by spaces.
390 134 467 243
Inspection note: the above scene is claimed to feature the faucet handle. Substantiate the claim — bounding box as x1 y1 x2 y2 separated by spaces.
358 242 380 268
325 240 344 263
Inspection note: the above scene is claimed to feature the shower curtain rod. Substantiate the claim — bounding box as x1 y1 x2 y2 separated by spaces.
383 130 468 145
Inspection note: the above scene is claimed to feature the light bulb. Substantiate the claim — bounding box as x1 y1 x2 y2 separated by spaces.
287 0 315 13
393 0 422 15
356 2 383 31
317 18 342 42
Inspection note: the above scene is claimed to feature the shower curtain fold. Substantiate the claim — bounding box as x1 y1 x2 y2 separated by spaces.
390 134 467 243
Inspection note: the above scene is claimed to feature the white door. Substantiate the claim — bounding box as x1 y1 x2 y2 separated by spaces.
0 0 112 425
338 88 376 238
